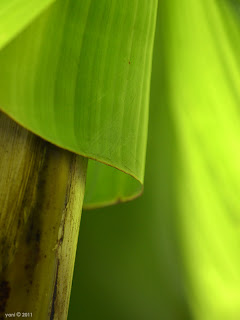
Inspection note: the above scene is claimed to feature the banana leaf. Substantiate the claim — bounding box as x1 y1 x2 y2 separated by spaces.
69 4 191 317
0 0 158 207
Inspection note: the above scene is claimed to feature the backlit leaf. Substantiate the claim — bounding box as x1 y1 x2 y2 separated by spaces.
160 1 240 318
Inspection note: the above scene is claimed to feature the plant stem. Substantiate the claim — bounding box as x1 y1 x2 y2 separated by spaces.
0 112 88 319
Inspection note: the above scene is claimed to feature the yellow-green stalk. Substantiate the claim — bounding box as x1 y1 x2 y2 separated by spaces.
0 112 87 319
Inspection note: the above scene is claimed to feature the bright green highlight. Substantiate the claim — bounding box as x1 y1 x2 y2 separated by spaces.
161 0 240 318
0 0 158 207
0 0 55 49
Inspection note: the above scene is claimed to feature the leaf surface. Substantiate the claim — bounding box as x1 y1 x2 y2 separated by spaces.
0 0 158 207
69 4 191 318
0 0 55 49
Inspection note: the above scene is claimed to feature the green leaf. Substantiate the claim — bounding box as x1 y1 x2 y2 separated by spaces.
0 0 55 49
69 4 191 318
159 0 240 318
0 0 158 207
